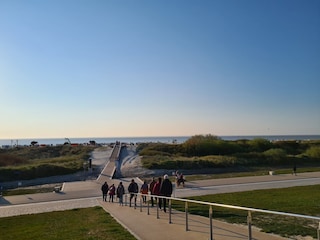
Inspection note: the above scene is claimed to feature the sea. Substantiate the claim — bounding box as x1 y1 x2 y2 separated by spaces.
1 135 320 147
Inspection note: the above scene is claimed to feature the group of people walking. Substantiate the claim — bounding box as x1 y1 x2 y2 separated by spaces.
149 174 173 212
101 174 173 212
101 181 125 205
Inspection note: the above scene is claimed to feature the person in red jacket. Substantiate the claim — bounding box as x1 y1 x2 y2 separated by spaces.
108 184 116 202
149 177 156 207
152 177 162 209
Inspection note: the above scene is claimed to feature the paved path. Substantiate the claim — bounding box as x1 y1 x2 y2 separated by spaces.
100 199 287 240
175 171 320 197
0 195 288 240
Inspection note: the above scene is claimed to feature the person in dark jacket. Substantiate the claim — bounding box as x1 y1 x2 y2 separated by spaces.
116 182 125 206
128 179 139 207
160 174 173 212
101 182 109 202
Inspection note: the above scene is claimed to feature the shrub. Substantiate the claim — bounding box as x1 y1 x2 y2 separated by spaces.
263 148 286 160
305 146 320 159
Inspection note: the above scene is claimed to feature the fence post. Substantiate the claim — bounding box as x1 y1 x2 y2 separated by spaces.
317 221 320 240
185 201 189 231
209 206 213 240
247 211 252 240
157 198 159 219
140 194 142 212
169 199 172 224
147 196 150 215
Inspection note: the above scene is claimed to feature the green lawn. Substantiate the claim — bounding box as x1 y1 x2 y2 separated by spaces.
172 184 320 238
0 207 136 240
183 166 320 181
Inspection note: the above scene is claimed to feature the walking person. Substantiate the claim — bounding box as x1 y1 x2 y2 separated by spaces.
149 177 156 207
116 182 125 206
108 184 116 202
128 179 139 207
140 180 149 204
293 164 297 176
101 182 109 202
152 177 162 210
160 174 173 213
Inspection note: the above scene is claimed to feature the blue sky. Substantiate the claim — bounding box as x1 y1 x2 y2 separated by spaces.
1 0 319 139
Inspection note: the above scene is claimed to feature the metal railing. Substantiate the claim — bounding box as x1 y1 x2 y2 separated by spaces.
123 192 320 240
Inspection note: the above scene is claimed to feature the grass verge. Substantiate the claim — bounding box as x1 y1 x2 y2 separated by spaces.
183 166 320 181
1 185 61 196
172 184 320 238
0 206 135 240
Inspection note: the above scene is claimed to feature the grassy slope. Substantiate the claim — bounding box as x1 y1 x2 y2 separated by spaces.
172 184 320 238
0 207 135 240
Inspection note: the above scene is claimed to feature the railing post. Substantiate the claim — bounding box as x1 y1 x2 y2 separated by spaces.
317 221 320 240
185 201 189 231
140 194 142 212
156 198 159 219
169 199 172 224
134 193 136 209
147 195 150 215
209 206 213 240
247 211 252 240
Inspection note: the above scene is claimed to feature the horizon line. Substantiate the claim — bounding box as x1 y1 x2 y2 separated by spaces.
1 133 320 141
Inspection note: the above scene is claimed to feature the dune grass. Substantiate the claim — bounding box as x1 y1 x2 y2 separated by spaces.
0 145 96 182
0 206 135 240
172 184 320 238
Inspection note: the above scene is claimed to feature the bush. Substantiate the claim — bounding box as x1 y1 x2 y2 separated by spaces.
305 146 320 159
263 148 286 161
0 145 94 181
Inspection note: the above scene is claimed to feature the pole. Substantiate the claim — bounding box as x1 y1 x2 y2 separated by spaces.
185 201 189 231
147 196 150 215
157 198 159 219
140 194 142 212
169 199 172 224
247 211 252 240
209 206 213 240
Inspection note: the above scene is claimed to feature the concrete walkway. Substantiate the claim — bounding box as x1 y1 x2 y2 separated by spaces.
100 199 286 240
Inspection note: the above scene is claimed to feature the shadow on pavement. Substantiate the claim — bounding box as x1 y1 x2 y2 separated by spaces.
0 196 11 205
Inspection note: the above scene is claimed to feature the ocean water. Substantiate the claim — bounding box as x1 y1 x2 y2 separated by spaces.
1 135 320 147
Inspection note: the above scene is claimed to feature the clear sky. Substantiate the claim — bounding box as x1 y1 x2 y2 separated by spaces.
1 0 319 139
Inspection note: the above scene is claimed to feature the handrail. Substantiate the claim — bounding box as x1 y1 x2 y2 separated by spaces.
124 192 320 240
167 195 320 221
